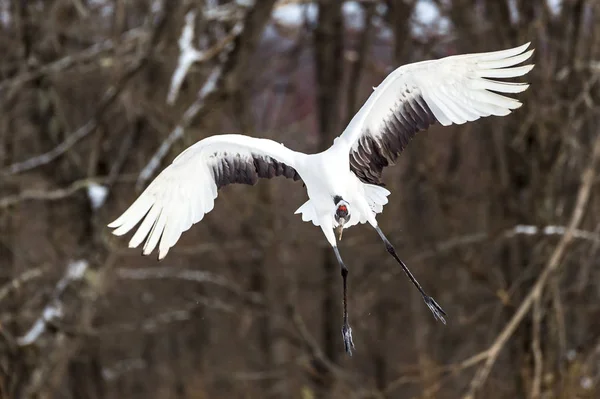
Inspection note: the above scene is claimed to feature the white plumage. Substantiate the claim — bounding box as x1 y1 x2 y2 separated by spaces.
109 42 534 355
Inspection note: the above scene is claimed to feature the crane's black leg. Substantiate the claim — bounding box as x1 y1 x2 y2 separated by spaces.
375 226 447 324
333 246 355 356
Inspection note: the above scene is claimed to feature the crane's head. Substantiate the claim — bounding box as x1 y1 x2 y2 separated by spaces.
333 196 350 240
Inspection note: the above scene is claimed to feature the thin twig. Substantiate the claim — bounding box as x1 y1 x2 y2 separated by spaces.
530 296 543 399
374 349 491 398
0 174 138 208
0 178 98 208
115 266 263 305
550 274 567 374
0 268 45 303
2 120 97 175
0 27 145 91
102 358 147 381
576 222 600 292
106 124 139 188
289 305 360 389
48 297 235 338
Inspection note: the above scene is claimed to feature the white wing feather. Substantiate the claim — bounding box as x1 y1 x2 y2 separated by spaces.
108 134 300 260
340 42 535 147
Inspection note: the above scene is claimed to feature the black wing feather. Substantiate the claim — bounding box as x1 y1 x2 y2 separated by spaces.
212 152 301 190
349 92 438 186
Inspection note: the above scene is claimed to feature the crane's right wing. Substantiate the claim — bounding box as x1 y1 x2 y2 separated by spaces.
338 42 534 186
108 134 302 260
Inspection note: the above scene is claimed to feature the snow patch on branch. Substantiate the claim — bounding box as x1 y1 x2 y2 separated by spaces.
17 260 89 346
17 305 64 346
86 182 109 210
167 10 203 105
139 3 244 186
138 66 224 189
510 224 600 242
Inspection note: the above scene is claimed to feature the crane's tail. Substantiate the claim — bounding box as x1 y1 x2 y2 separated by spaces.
294 200 321 226
363 184 390 214
294 183 390 228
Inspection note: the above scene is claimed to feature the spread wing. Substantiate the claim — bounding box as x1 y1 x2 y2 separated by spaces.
108 134 302 259
338 42 535 185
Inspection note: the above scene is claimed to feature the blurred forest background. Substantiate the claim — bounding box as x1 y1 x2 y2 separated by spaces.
1 0 600 398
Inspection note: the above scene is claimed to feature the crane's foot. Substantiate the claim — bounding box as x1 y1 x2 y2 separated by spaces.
342 323 355 356
423 295 447 324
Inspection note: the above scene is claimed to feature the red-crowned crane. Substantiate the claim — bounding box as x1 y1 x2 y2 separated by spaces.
109 42 534 356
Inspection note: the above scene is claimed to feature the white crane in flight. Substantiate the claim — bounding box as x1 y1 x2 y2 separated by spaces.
109 42 534 356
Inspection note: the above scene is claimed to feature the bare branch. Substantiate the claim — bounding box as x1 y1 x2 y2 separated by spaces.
464 132 600 398
116 266 240 291
530 296 543 399
382 223 600 282
2 120 97 175
0 27 146 92
167 10 201 105
137 0 277 188
289 305 360 387
167 11 242 105
116 266 264 306
1 1 169 175
100 299 235 335
508 224 600 242
136 63 224 189
0 174 137 209
0 268 45 303
102 358 147 381
17 260 89 346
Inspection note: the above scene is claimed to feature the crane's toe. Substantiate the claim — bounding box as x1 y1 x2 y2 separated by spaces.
423 295 447 325
342 323 355 356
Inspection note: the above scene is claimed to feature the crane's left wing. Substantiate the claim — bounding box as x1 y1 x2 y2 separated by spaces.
339 42 534 185
108 134 302 260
